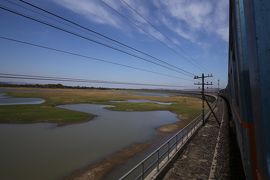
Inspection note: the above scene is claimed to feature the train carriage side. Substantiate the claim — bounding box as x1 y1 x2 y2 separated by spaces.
228 0 270 179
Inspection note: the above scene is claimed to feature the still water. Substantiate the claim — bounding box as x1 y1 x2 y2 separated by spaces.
0 104 178 180
130 91 171 97
111 99 173 105
0 93 45 105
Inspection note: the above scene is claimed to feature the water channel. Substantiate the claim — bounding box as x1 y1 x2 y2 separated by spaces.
0 93 45 105
0 102 178 179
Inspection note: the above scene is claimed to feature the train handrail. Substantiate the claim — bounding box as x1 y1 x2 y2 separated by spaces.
119 95 218 180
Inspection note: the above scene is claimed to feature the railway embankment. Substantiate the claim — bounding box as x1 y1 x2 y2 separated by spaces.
163 98 232 179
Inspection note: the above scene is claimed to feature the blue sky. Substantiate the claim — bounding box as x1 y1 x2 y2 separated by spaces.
0 0 229 89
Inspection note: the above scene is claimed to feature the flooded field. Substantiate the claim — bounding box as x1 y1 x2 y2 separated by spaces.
0 93 45 105
0 103 178 180
0 88 202 179
111 99 174 105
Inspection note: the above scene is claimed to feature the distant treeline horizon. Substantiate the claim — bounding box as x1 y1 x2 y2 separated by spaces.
0 82 178 91
0 82 216 92
0 82 119 90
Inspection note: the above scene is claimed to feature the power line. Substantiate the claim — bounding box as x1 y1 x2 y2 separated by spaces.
15 0 144 53
0 5 194 78
102 0 206 73
101 0 176 52
0 73 185 88
0 36 191 81
125 3 205 71
119 0 205 71
101 0 194 71
13 0 195 77
4 0 134 52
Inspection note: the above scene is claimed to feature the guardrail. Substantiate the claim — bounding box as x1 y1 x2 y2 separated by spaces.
119 97 217 180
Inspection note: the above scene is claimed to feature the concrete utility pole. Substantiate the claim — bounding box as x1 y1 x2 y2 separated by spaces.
194 73 214 126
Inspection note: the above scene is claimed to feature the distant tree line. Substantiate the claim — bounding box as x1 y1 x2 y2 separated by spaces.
0 82 207 92
0 83 113 90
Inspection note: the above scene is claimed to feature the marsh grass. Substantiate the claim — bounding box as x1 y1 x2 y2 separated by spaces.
0 87 201 124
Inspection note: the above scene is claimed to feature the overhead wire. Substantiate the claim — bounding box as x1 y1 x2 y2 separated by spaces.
119 0 206 71
0 73 185 88
101 0 196 71
0 5 194 78
4 0 134 52
13 0 195 77
0 36 191 81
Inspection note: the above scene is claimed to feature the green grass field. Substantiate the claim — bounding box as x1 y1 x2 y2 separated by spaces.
0 87 201 125
0 105 92 124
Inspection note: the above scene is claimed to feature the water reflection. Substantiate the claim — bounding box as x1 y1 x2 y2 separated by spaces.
0 104 178 180
0 93 45 105
111 99 173 105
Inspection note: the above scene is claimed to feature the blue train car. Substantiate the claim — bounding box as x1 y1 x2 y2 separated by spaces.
227 0 270 179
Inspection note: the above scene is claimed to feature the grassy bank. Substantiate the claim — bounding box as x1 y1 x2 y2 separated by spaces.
0 105 92 124
0 87 201 124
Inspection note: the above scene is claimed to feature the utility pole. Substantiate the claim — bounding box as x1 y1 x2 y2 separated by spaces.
194 73 213 126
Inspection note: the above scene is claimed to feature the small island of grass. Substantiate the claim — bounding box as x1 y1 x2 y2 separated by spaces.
0 105 93 124
0 87 202 127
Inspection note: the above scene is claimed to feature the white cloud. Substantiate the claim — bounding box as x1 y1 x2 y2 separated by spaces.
123 0 150 18
53 0 229 45
53 0 122 28
146 26 166 42
213 0 229 41
175 27 197 42
155 0 229 42
217 27 229 41
161 0 213 29
160 15 197 43
53 0 163 41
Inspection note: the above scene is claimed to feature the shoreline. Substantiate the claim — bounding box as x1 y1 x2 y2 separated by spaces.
64 143 150 180
65 115 194 180
0 87 201 124
0 87 201 179
157 115 194 133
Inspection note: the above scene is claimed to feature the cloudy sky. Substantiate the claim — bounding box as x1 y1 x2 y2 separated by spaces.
0 0 229 89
